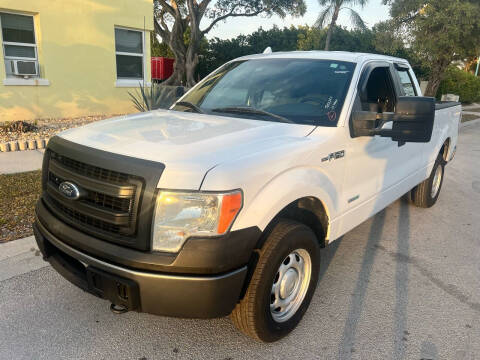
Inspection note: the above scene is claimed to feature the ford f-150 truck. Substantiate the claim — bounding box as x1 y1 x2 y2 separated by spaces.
34 51 461 342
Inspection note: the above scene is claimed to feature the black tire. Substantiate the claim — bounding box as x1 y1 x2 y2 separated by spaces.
230 219 320 342
411 154 446 208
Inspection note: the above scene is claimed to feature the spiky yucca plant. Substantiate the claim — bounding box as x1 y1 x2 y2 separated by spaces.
128 82 185 112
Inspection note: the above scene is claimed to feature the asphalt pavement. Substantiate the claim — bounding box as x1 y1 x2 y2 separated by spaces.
0 123 479 359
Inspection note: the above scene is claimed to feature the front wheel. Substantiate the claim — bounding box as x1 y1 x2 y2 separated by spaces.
411 154 445 208
230 219 320 342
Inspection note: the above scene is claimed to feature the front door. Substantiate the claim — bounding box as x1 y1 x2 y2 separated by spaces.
339 63 424 235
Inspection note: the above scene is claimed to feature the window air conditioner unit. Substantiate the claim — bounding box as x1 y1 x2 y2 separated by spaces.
11 60 38 77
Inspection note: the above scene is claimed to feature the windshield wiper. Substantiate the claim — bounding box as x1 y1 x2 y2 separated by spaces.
211 106 293 123
174 101 205 114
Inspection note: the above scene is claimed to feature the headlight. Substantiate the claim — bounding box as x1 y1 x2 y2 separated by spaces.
152 190 243 253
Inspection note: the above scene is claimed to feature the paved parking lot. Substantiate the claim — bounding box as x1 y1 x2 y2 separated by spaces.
1 123 479 360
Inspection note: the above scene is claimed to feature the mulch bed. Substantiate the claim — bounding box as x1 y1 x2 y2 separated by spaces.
0 170 42 243
0 115 118 143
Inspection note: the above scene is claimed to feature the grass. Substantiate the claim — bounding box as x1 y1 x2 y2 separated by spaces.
0 170 41 243
462 113 480 123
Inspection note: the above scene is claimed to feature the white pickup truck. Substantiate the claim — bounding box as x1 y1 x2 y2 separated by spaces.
34 51 461 342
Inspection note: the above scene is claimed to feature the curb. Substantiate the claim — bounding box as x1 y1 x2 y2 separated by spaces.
460 118 480 128
0 235 49 283
0 138 49 152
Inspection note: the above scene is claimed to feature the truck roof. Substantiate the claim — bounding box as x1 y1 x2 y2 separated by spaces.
237 51 409 65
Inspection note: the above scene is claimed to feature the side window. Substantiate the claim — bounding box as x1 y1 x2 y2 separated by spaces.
361 67 396 113
115 28 144 81
395 68 417 96
0 12 39 78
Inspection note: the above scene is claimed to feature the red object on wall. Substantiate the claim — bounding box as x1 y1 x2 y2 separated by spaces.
151 57 174 80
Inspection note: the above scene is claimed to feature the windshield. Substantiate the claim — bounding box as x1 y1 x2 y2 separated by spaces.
172 58 356 126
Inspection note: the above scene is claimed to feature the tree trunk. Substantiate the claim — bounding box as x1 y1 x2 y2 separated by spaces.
157 14 187 86
165 53 186 86
324 6 340 51
185 52 198 87
185 30 200 87
185 2 202 87
424 59 450 97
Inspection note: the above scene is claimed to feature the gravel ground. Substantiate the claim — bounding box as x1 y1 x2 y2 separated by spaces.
0 115 118 143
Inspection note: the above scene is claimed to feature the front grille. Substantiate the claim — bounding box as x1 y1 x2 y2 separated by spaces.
48 196 122 234
43 150 144 245
49 172 133 213
50 151 129 183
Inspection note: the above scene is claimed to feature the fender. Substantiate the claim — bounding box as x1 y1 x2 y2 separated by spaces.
231 166 340 241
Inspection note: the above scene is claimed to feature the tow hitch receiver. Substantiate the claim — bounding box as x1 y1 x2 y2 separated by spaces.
86 267 140 311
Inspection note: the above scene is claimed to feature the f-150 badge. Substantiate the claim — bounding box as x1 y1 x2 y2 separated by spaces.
322 150 345 162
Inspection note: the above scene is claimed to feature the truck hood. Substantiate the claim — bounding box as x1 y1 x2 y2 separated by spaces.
59 110 316 189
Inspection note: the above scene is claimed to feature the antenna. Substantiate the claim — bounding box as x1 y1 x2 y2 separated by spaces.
263 47 272 54
143 16 146 88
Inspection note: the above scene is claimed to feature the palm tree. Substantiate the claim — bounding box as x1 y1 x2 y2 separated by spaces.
316 0 368 51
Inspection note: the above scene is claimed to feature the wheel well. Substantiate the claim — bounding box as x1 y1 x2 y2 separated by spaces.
440 138 450 161
256 197 329 249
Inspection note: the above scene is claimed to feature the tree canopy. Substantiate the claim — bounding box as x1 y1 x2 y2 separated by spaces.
154 0 306 86
383 0 480 96
316 0 368 50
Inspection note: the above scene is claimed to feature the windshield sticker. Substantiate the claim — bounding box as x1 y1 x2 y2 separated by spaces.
328 111 337 122
325 96 333 109
325 97 338 112
330 63 339 68
331 99 338 109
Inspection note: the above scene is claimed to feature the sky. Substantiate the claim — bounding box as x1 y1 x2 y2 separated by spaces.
206 0 391 39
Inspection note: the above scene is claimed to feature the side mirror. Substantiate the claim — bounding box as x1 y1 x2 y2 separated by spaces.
351 96 435 143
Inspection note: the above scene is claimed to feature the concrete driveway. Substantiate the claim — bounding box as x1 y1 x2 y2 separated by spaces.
1 123 479 360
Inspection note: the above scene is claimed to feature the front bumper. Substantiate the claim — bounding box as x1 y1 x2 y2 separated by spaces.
34 216 249 318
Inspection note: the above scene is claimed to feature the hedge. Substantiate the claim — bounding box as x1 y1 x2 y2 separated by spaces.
437 67 480 103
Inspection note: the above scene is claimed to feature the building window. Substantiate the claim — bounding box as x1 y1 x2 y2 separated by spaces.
115 28 144 81
0 12 38 78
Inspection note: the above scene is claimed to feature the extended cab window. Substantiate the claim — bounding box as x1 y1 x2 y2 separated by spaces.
175 59 356 126
395 68 417 96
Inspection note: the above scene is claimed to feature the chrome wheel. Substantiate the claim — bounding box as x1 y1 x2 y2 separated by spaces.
270 249 312 323
431 165 443 198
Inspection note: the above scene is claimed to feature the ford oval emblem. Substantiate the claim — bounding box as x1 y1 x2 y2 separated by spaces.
58 181 81 200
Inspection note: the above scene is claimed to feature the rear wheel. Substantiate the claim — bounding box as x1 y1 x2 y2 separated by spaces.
230 219 320 342
411 154 445 208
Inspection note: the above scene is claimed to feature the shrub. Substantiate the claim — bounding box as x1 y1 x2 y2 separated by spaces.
437 67 480 103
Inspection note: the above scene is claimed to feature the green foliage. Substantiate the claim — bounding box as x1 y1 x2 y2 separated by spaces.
316 0 368 29
437 67 480 104
413 1 480 63
197 26 307 79
383 0 480 95
372 21 428 79
128 83 186 112
151 32 173 58
297 26 375 52
194 23 427 82
155 0 307 85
